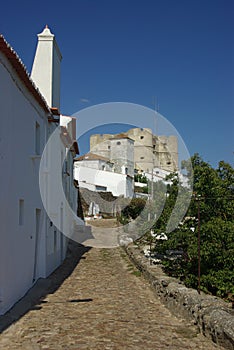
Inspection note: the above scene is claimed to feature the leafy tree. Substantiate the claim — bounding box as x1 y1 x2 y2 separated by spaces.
121 198 146 220
134 173 148 183
151 154 234 301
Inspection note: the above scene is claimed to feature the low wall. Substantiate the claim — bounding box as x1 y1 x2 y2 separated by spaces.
123 244 234 350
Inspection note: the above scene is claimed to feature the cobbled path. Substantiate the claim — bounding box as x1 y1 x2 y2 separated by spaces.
0 244 224 350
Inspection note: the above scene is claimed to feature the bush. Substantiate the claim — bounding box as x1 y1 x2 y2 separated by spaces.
118 198 146 222
150 155 234 301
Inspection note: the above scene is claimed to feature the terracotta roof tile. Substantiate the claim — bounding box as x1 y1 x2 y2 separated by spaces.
75 152 110 162
0 34 50 114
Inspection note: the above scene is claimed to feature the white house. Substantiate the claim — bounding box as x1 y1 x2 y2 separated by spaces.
74 133 135 198
77 152 114 172
0 27 80 315
74 152 134 198
144 167 189 188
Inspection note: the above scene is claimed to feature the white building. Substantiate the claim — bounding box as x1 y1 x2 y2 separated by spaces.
0 27 80 315
74 133 135 198
77 153 114 172
74 152 134 198
135 167 189 193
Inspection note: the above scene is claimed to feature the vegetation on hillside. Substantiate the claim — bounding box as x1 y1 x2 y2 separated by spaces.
119 154 234 301
134 173 148 183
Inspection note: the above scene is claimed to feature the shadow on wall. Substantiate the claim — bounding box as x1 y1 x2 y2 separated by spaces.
0 240 91 333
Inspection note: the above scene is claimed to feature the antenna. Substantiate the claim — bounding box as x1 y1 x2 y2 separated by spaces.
153 96 158 135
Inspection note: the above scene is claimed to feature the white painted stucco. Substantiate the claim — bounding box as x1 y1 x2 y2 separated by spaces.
77 159 113 172
31 26 62 109
0 31 80 315
74 165 134 198
0 49 53 314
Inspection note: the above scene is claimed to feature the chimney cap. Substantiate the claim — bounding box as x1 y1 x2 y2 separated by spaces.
38 25 54 38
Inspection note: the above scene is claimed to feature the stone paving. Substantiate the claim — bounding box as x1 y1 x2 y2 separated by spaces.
0 242 225 350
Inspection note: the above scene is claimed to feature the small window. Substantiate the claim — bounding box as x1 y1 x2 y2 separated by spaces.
102 165 105 170
61 151 64 167
108 145 110 149
125 167 128 175
117 141 121 145
63 160 68 174
140 157 144 159
54 229 57 251
19 199 24 226
140 136 144 139
35 122 40 155
96 185 107 191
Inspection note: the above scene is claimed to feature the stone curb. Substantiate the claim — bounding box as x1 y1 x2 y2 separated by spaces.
123 244 234 350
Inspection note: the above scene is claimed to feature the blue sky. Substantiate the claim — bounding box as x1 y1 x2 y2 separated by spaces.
1 0 233 167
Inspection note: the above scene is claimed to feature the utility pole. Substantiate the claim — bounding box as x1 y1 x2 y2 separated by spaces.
197 197 201 294
151 168 154 200
194 193 201 294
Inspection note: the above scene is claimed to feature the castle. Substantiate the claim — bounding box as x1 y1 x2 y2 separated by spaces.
90 127 178 173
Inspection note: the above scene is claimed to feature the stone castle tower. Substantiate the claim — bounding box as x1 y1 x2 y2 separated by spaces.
90 128 178 173
90 134 135 176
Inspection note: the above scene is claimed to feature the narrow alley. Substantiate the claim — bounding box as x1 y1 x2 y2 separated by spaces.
0 242 224 350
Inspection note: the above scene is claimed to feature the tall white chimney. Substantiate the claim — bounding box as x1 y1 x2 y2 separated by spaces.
31 25 62 109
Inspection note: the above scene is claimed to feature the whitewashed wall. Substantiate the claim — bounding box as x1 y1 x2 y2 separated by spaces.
76 159 113 171
31 26 62 110
0 51 48 314
74 165 134 198
0 51 69 315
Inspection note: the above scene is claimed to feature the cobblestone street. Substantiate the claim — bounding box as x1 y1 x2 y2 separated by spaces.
0 242 224 350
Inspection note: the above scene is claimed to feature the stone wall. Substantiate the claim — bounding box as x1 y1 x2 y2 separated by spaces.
79 188 132 217
123 244 234 350
90 128 179 173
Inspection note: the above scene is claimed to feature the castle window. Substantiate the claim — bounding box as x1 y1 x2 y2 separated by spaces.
140 136 144 139
108 146 110 149
117 141 121 145
140 156 144 159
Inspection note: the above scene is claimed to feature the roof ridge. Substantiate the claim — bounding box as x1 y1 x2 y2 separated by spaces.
75 152 110 162
0 34 50 113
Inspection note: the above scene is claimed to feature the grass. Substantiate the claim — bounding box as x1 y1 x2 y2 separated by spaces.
119 249 142 277
131 270 142 277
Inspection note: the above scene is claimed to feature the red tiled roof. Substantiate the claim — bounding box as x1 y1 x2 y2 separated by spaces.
0 34 81 160
0 34 50 113
75 152 110 162
51 107 60 115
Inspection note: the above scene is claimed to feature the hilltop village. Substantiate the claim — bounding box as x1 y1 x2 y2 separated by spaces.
74 128 181 200
0 26 180 315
